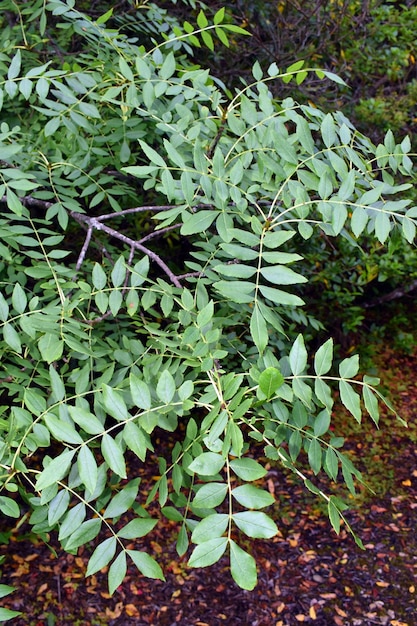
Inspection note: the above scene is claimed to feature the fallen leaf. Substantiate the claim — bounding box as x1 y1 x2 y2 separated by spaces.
125 604 140 617
335 606 347 617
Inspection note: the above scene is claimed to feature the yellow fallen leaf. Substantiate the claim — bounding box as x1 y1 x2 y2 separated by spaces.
125 604 140 617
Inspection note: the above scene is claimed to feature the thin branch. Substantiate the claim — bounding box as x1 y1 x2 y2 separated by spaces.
138 223 181 245
96 205 178 220
75 226 93 272
71 212 183 287
363 278 417 308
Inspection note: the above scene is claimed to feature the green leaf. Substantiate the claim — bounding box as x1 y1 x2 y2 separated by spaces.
308 438 322 474
129 374 151 410
229 458 267 481
49 365 65 402
339 380 362 422
314 378 333 411
118 518 158 540
109 290 123 316
232 484 274 509
48 489 70 526
201 30 214 50
363 385 379 424
36 449 76 490
258 367 284 398
181 211 217 236
0 496 20 518
58 503 86 541
196 300 214 328
3 322 22 353
191 513 229 544
0 293 9 322
65 518 102 551
38 333 64 364
96 7 114 24
44 413 83 444
292 377 312 407
108 551 127 595
375 211 391 244
24 388 46 415
197 10 209 28
102 384 128 421
188 537 228 568
92 263 107 289
0 607 22 621
213 6 225 25
78 445 98 494
250 304 268 354
11 283 27 313
68 406 104 435
328 498 341 533
111 255 126 288
119 57 134 81
260 265 307 285
321 113 337 148
86 537 117 577
314 338 333 376
289 334 308 376
325 447 339 480
139 140 166 167
258 285 304 306
339 354 359 379
176 524 189 557
156 369 176 404
215 280 254 303
127 550 165 580
103 479 140 519
321 70 347 85
0 585 19 600
188 452 225 476
230 540 257 590
233 511 277 538
101 434 127 478
193 482 228 508
123 421 149 462
8 50 21 80
313 409 331 437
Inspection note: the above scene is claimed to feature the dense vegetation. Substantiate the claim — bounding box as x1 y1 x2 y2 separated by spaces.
0 0 416 618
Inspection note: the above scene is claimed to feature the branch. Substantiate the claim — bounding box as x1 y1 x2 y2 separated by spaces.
363 278 417 308
71 212 183 287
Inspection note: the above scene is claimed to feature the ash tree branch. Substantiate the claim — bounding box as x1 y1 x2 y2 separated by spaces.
70 212 183 287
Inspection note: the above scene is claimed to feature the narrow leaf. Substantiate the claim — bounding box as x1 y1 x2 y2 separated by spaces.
188 537 228 568
101 434 127 478
230 540 257 590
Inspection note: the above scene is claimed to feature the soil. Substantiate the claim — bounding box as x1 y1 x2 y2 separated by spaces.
1 346 416 626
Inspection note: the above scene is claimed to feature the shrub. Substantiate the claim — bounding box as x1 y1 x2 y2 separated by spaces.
0 0 415 609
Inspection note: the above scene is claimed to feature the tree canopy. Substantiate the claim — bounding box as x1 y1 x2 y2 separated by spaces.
0 1 416 617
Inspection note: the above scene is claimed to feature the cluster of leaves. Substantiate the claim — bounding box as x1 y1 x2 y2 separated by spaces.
0 0 416 615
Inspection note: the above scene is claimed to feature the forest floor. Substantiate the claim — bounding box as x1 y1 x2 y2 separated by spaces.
1 344 417 626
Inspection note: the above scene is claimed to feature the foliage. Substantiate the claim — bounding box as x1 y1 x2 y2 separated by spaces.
0 0 416 596
215 1 417 140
